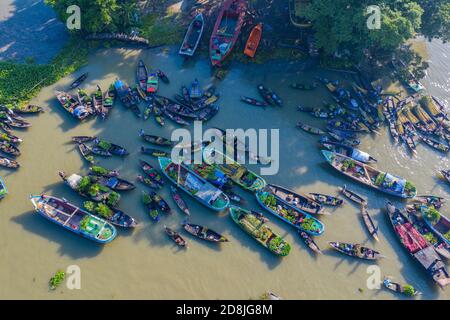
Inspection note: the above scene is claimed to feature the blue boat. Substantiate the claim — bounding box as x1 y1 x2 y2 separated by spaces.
158 157 230 211
255 190 325 236
421 206 450 246
30 194 117 244
0 176 7 199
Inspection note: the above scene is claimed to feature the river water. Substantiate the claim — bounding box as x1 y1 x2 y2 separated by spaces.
0 42 448 299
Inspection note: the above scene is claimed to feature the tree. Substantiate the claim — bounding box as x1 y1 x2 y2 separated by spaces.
417 0 450 42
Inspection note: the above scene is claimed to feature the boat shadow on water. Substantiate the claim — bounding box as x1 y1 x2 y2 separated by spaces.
12 211 104 259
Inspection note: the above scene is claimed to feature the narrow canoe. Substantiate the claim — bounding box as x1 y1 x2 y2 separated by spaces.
329 242 383 260
170 185 190 215
265 184 324 215
338 185 367 206
164 226 187 247
182 222 228 243
361 206 379 241
179 13 205 57
298 230 322 254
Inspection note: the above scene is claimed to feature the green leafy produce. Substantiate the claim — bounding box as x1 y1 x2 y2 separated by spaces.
49 270 65 290
402 284 416 296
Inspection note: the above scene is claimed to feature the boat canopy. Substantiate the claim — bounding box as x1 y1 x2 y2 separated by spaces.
351 149 370 163
197 183 223 204
383 173 405 193
66 174 82 189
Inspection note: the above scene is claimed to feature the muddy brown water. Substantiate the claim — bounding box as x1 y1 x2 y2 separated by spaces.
0 44 448 299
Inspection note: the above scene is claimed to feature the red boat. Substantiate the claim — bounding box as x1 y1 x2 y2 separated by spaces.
209 0 247 67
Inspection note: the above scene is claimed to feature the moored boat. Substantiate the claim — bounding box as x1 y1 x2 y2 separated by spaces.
136 60 148 92
182 222 228 243
244 23 263 58
12 104 43 114
55 91 92 120
139 129 173 146
322 150 417 199
30 194 116 243
89 175 135 191
420 136 449 153
69 72 88 90
0 156 20 169
141 191 160 221
72 136 95 144
141 147 170 158
78 143 94 163
307 193 343 206
139 160 165 187
147 72 158 94
0 141 20 157
265 184 324 215
179 13 204 57
203 148 266 192
297 122 325 135
421 206 450 246
83 201 138 228
386 202 450 288
339 185 367 206
329 242 383 260
298 230 322 254
229 206 291 256
256 190 325 235
209 0 247 67
240 96 268 107
114 79 141 118
93 138 129 156
383 277 420 297
321 141 377 163
158 157 230 211
164 226 187 247
361 206 379 241
89 166 119 178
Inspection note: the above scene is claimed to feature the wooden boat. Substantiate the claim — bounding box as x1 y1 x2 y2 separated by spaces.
179 13 204 57
298 106 334 119
203 148 266 192
406 208 450 260
240 96 268 107
244 23 263 58
321 141 377 163
114 79 141 118
182 222 228 243
72 136 95 144
420 136 449 153
361 206 379 241
158 157 230 211
421 206 450 246
383 277 420 297
30 194 116 243
83 201 138 228
152 105 165 126
161 107 190 126
339 185 367 206
156 69 169 83
297 122 325 135
149 191 171 213
139 130 172 146
91 146 112 157
59 172 120 206
137 175 162 189
0 176 7 199
257 84 282 106
413 195 444 209
189 79 202 99
93 138 129 156
55 91 92 120
0 117 31 128
329 242 383 260
139 160 165 186
164 226 187 247
89 166 119 178
12 104 43 114
146 72 158 94
265 184 324 215
0 141 20 157
298 230 322 254
141 191 160 221
209 0 247 67
386 202 450 288
327 120 368 133
78 143 94 163
0 122 12 134
103 86 115 111
170 185 190 215
308 193 343 206
69 72 88 90
136 60 148 92
256 190 325 235
322 150 417 199
92 85 104 116
0 156 20 169
0 131 22 145
439 170 450 185
141 147 170 158
89 175 135 191
327 131 361 146
291 83 316 90
229 206 291 256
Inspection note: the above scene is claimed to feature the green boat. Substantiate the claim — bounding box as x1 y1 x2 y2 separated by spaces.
158 157 230 211
229 206 291 256
203 148 266 192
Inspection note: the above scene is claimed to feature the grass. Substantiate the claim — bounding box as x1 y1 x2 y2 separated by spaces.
139 13 184 47
0 38 88 106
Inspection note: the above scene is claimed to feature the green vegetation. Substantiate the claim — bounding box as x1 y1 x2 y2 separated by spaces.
84 201 114 219
424 207 440 224
140 13 184 47
444 231 450 242
97 140 112 151
90 166 111 176
49 270 65 290
402 284 416 296
0 40 88 105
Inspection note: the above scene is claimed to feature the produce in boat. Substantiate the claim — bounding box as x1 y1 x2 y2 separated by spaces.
0 141 20 157
229 206 291 256
179 13 204 57
139 129 173 146
386 202 450 288
420 206 450 246
89 175 135 191
240 96 268 107
165 226 187 247
257 84 282 106
297 122 325 135
93 138 129 156
147 72 159 94
329 242 384 260
0 156 20 169
0 176 7 199
209 0 247 67
170 185 190 215
182 222 228 243
141 147 170 158
139 160 165 186
338 185 367 206
78 143 94 163
141 191 160 221
114 79 141 118
89 166 119 178
244 23 263 58
84 201 138 228
55 91 92 120
158 157 230 211
322 150 417 199
30 194 116 243
307 193 343 206
137 175 162 189
265 184 325 215
203 148 266 192
136 60 148 92
298 230 322 254
12 104 43 114
256 191 325 235
383 277 420 297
